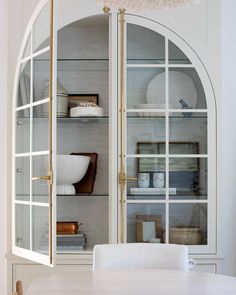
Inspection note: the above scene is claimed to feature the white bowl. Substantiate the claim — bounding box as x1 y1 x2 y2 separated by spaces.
57 155 90 184
70 106 104 117
56 155 90 195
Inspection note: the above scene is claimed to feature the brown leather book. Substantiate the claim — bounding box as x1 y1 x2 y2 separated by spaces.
57 222 79 235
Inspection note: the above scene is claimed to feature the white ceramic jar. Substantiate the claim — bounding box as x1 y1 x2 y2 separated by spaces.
153 172 165 188
138 173 150 188
40 79 68 117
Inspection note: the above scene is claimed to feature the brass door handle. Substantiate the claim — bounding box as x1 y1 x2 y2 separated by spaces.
31 171 53 184
32 175 51 181
119 172 137 184
125 177 138 181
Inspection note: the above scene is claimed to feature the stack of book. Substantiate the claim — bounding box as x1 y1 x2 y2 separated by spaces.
57 232 87 252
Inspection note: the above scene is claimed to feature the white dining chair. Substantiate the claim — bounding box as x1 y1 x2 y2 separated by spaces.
93 243 191 271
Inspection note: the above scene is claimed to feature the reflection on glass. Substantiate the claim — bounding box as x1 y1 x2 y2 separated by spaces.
127 68 165 109
127 204 165 243
16 157 30 201
169 158 207 200
168 68 207 109
169 203 207 245
33 51 50 102
127 119 165 154
33 103 49 152
169 40 191 64
16 204 30 249
127 157 166 200
32 206 49 254
127 24 165 64
33 1 50 52
16 110 30 154
23 33 31 58
169 114 207 154
32 155 49 203
17 60 31 107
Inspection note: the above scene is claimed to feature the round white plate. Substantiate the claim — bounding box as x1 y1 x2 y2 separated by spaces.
146 71 197 108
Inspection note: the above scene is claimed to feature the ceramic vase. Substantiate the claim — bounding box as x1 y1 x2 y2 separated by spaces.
153 172 165 188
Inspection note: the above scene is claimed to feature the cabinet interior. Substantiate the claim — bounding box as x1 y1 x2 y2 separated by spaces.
15 13 209 256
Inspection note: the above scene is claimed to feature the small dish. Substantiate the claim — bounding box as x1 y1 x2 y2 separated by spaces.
70 106 104 117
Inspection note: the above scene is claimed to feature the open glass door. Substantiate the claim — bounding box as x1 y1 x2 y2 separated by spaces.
12 0 56 266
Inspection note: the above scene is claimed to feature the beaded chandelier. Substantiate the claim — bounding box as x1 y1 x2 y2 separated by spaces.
97 0 202 11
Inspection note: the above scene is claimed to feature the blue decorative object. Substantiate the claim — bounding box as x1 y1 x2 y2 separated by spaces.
179 99 193 117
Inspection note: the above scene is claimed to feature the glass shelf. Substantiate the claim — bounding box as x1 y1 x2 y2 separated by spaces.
34 58 190 62
57 116 109 122
17 115 207 120
127 193 207 201
127 115 207 119
57 58 109 61
127 59 191 65
57 248 93 254
57 194 109 197
30 57 194 74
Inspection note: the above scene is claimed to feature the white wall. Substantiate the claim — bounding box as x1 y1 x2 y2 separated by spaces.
0 0 8 294
220 0 236 276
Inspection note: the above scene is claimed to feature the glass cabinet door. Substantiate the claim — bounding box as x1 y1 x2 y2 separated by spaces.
13 0 56 266
119 14 215 253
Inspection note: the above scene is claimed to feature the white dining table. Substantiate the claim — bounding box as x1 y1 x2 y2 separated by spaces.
25 269 236 295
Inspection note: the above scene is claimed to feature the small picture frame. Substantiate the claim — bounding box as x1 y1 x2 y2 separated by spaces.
68 94 99 109
137 142 199 172
136 142 200 194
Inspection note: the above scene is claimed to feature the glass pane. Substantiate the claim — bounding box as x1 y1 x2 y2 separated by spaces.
169 203 207 245
169 158 207 200
127 24 165 64
15 110 30 154
32 206 49 254
32 154 49 203
33 103 49 152
169 113 207 154
33 1 50 52
127 204 165 243
33 51 50 102
17 60 31 107
16 157 30 201
57 196 109 252
127 117 166 154
168 68 207 109
57 120 109 196
15 204 30 249
127 68 165 109
169 40 191 64
127 157 166 200
23 33 31 58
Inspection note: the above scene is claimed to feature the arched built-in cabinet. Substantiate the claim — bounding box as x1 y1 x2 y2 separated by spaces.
11 0 218 289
